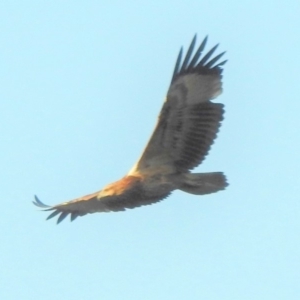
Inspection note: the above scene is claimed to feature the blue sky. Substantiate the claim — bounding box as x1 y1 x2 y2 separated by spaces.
1 1 300 299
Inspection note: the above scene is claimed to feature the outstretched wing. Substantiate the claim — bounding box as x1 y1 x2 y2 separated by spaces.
33 176 171 223
33 192 170 224
129 35 226 175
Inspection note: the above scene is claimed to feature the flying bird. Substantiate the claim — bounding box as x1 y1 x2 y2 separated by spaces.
33 35 228 223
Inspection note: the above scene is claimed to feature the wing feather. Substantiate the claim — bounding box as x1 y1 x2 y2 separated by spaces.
171 47 183 81
197 44 219 66
180 34 197 71
130 35 226 175
204 51 226 68
187 35 208 71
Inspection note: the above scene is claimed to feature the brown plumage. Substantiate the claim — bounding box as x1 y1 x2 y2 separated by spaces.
33 35 228 223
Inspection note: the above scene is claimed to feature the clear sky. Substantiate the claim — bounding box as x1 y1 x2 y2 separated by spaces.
1 1 300 299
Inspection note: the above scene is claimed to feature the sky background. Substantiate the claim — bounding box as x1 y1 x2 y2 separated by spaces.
1 1 300 299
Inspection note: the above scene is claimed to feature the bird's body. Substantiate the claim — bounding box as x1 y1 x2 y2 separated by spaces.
33 35 228 223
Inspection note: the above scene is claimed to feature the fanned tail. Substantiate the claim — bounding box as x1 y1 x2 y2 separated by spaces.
179 172 228 195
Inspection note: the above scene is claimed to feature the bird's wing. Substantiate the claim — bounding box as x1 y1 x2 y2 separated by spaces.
33 176 171 223
34 192 170 223
129 35 226 175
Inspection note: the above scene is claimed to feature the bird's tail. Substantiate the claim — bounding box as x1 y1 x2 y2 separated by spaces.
179 172 228 195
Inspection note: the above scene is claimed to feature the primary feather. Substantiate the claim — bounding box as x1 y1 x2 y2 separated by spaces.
33 35 228 223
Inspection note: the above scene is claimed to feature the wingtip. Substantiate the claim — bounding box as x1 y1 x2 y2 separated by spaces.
33 195 50 208
33 196 81 224
70 213 79 222
191 34 197 45
46 210 61 221
56 212 69 224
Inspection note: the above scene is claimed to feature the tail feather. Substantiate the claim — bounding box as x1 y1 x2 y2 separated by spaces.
179 172 228 195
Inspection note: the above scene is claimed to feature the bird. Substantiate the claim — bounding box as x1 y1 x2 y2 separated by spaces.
33 34 228 224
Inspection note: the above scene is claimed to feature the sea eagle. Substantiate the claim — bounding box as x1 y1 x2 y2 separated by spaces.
33 35 228 223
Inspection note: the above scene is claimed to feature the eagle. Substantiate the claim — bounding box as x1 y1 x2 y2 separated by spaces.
33 35 228 223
